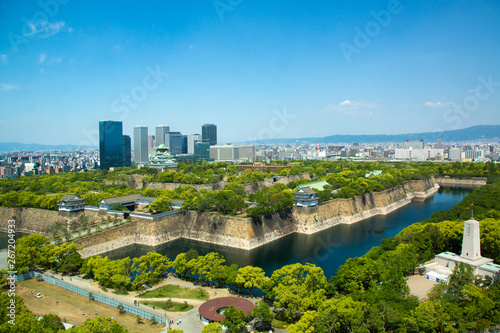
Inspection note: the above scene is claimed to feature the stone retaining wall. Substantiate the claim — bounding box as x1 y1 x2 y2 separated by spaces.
434 176 487 188
1 176 482 256
293 178 440 234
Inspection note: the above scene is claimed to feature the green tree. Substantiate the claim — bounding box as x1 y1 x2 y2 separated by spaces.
201 322 223 333
14 234 47 273
38 313 65 331
446 263 474 302
0 294 40 332
192 252 226 286
132 252 170 287
287 311 317 333
413 299 453 333
268 263 327 321
66 317 128 332
315 296 367 333
221 305 247 333
235 266 267 295
149 197 172 213
251 301 274 330
333 256 382 293
462 284 495 329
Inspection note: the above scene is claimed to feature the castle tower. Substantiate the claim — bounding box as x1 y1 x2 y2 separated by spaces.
460 216 482 261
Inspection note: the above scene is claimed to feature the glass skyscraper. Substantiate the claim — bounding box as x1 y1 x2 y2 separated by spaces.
202 124 217 146
99 121 124 169
122 135 132 167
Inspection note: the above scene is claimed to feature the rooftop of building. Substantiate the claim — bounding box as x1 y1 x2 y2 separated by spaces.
58 194 82 202
295 186 317 196
198 297 254 322
297 179 330 192
479 262 500 273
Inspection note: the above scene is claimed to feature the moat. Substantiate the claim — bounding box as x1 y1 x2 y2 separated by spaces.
101 188 471 278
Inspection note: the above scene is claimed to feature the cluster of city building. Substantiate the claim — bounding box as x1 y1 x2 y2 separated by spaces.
99 121 258 170
1 122 499 179
0 150 99 178
256 139 500 163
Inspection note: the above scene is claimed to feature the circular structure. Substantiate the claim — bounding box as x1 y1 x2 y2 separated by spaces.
199 297 254 324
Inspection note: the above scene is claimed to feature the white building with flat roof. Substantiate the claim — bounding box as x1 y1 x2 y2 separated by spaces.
394 148 444 161
210 145 239 162
423 217 500 282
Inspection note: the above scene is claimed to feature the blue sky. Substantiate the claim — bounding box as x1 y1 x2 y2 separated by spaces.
1 0 499 146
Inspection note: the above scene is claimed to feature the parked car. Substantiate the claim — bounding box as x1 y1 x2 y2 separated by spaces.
35 293 42 299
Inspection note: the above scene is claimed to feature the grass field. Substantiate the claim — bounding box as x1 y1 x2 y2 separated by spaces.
137 284 209 300
15 279 166 333
140 300 194 312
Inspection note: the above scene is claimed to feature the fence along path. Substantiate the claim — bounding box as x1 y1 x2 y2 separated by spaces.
16 272 166 325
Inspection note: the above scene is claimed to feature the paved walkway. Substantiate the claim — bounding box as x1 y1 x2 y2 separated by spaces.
47 272 268 333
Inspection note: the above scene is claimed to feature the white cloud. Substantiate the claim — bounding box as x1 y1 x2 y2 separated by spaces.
23 20 66 39
323 100 378 116
50 56 62 64
468 89 475 93
39 53 47 64
424 101 455 107
1 83 20 91
0 54 7 64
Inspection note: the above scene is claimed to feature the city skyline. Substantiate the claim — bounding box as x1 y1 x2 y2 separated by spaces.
1 1 500 145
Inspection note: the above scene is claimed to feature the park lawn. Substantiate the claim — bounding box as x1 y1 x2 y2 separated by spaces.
140 300 193 312
137 284 209 300
272 318 290 330
15 279 165 332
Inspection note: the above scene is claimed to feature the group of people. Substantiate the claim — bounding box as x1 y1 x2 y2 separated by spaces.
168 319 181 325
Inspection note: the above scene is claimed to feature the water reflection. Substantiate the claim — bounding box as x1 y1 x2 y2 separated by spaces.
102 188 470 278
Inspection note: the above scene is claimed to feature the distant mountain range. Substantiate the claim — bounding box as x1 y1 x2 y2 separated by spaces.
240 125 500 145
0 142 94 153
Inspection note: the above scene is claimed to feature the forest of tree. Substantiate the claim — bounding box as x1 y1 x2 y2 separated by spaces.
1 160 499 219
6 177 500 332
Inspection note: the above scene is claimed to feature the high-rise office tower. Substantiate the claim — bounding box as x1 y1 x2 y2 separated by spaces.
155 124 170 147
167 132 183 155
99 121 124 169
194 141 210 160
148 135 155 154
122 135 132 167
202 124 217 146
134 125 149 163
187 134 202 154
181 135 188 154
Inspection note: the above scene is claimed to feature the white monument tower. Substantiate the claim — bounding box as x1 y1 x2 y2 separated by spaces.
460 213 482 261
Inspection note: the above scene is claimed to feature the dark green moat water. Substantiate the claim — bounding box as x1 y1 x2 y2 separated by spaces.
102 188 470 278
0 231 30 250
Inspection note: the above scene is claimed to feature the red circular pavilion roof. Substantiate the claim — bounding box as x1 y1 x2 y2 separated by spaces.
199 297 254 322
